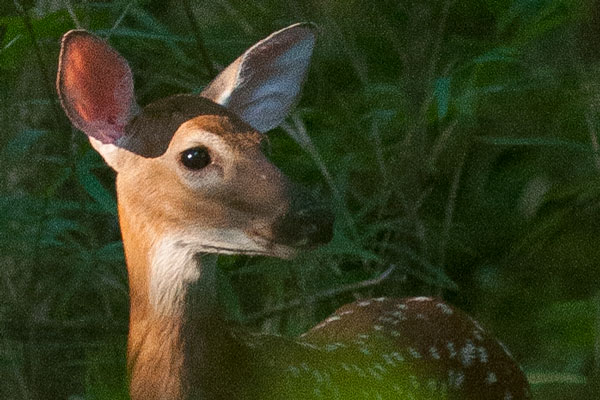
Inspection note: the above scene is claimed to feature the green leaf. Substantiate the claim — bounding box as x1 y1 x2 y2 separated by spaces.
41 218 82 246
76 150 117 215
528 371 587 386
1 129 48 160
218 267 243 322
474 136 593 153
472 47 519 64
96 241 125 263
96 27 193 43
434 77 451 120
319 227 382 262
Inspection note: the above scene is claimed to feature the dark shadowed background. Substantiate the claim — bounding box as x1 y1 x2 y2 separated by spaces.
1 0 599 398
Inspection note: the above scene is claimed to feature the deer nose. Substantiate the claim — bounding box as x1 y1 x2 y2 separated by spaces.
273 187 334 248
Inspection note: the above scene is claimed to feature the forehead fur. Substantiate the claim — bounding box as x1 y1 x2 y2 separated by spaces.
119 94 261 157
178 115 262 150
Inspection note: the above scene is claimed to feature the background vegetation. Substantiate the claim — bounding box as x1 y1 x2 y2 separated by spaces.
1 0 599 398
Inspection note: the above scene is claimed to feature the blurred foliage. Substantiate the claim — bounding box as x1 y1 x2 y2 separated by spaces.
1 0 600 398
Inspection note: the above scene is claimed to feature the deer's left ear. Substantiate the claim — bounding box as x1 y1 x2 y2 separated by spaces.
57 30 137 146
201 23 316 133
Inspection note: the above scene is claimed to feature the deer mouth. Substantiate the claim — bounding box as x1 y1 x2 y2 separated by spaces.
198 241 296 259
188 227 298 259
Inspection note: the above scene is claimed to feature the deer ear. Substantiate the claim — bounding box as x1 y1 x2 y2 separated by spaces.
57 30 137 146
201 23 316 133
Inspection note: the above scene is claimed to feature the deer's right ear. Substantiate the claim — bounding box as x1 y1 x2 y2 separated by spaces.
57 30 137 168
201 23 315 133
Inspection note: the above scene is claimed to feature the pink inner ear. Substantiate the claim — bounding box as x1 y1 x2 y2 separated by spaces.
59 32 134 143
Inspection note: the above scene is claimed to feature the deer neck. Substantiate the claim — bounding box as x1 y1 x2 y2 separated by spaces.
118 198 244 399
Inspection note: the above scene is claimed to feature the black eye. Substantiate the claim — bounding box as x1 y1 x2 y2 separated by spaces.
180 147 211 170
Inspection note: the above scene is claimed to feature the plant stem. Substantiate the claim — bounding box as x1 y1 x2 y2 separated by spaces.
182 0 217 77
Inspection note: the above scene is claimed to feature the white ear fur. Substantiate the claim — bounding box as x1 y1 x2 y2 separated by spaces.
201 23 316 133
89 137 126 171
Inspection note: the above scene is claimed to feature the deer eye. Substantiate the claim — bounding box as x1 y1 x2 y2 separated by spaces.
180 147 211 170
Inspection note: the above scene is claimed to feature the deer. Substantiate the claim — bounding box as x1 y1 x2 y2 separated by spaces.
56 23 531 400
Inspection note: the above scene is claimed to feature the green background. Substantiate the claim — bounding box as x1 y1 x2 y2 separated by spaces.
1 0 599 398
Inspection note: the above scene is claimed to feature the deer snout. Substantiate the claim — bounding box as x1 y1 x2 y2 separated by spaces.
272 186 334 249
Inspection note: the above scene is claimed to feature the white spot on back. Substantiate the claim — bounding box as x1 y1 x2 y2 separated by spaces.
435 302 454 315
478 346 489 363
368 367 384 380
474 329 484 341
352 364 366 377
312 321 328 331
326 315 341 323
447 342 457 358
486 371 498 384
298 341 318 350
408 347 422 359
288 365 300 377
382 353 396 366
468 315 485 332
460 340 476 366
325 342 345 352
312 370 323 382
448 370 465 388
410 296 433 302
499 341 514 358
373 363 386 373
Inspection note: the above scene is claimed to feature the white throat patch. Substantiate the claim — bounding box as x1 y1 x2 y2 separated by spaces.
149 235 209 316
148 228 288 315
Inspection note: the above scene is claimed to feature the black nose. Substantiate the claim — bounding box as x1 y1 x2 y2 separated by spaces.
272 184 334 248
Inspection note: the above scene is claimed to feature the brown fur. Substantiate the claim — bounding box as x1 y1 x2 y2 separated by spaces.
121 95 262 157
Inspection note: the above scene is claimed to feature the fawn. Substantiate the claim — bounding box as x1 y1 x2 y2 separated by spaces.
57 23 530 399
